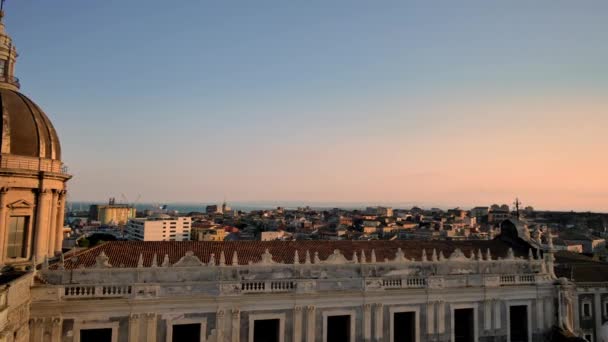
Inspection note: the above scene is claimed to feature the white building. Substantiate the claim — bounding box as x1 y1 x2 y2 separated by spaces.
126 215 192 241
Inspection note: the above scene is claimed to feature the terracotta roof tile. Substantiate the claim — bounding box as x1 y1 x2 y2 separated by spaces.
55 240 528 270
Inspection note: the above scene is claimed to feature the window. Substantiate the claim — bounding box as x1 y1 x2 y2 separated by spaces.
327 315 350 342
79 328 112 342
172 323 201 342
454 308 474 342
248 313 285 342
7 216 29 258
582 302 592 318
509 305 529 342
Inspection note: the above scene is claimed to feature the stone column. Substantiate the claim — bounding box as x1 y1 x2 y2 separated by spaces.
427 302 435 336
145 313 157 342
293 306 303 342
54 190 66 253
306 306 316 342
216 310 225 342
34 189 51 259
129 314 140 342
363 304 372 341
51 317 63 341
374 303 383 341
47 191 58 257
231 308 240 342
0 187 9 263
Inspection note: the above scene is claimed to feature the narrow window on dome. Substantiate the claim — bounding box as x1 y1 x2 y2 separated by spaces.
7 216 29 258
0 60 5 77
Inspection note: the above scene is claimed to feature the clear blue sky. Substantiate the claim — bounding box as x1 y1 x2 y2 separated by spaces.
5 1 608 211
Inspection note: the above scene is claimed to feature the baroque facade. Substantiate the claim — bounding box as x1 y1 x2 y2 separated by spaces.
27 239 572 342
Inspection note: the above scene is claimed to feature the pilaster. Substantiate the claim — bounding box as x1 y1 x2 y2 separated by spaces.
231 308 240 342
494 299 502 330
363 304 372 341
374 303 383 341
427 302 435 336
293 306 303 342
129 314 140 342
536 298 544 332
595 292 602 340
54 190 66 253
437 300 445 334
51 317 62 342
145 313 157 342
34 189 51 259
0 187 9 263
306 305 315 342
484 299 493 331
216 310 225 342
47 190 58 257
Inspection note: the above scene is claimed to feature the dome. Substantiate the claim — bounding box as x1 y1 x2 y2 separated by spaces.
0 87 61 160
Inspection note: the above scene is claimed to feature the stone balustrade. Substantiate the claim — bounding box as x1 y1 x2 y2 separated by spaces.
62 285 132 299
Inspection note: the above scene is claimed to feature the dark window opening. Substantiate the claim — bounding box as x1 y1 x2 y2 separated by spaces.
583 303 592 317
172 323 201 342
510 305 529 342
454 308 474 342
327 315 350 342
80 328 112 342
394 312 415 342
253 319 280 342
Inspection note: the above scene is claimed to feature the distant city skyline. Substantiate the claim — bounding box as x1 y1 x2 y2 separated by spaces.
5 1 608 212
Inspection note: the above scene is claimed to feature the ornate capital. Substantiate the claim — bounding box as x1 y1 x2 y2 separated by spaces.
363 303 372 311
294 306 303 313
375 303 384 309
306 305 316 313
145 313 156 321
52 317 62 326
231 308 240 319
129 314 139 322
0 186 9 194
216 310 225 319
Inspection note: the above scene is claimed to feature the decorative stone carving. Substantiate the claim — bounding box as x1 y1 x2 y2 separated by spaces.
232 251 239 265
432 249 438 262
208 253 216 266
137 254 144 268
361 250 367 263
219 251 226 266
296 280 316 294
314 252 321 264
371 249 377 263
477 249 483 261
439 251 445 261
324 249 349 265
95 251 111 268
364 279 383 291
393 248 409 263
294 250 299 265
220 283 241 296
448 248 469 262
173 251 203 267
305 250 311 264
351 251 358 263
162 254 170 267
486 248 492 261
506 248 515 260
256 249 276 265
151 254 158 267
421 249 427 262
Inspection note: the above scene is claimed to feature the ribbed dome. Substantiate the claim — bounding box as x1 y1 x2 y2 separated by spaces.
0 88 61 160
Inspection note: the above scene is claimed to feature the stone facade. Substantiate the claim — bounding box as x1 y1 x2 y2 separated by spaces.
25 240 571 342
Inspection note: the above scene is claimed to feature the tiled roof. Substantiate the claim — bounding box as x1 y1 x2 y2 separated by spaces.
554 251 608 283
56 239 528 270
